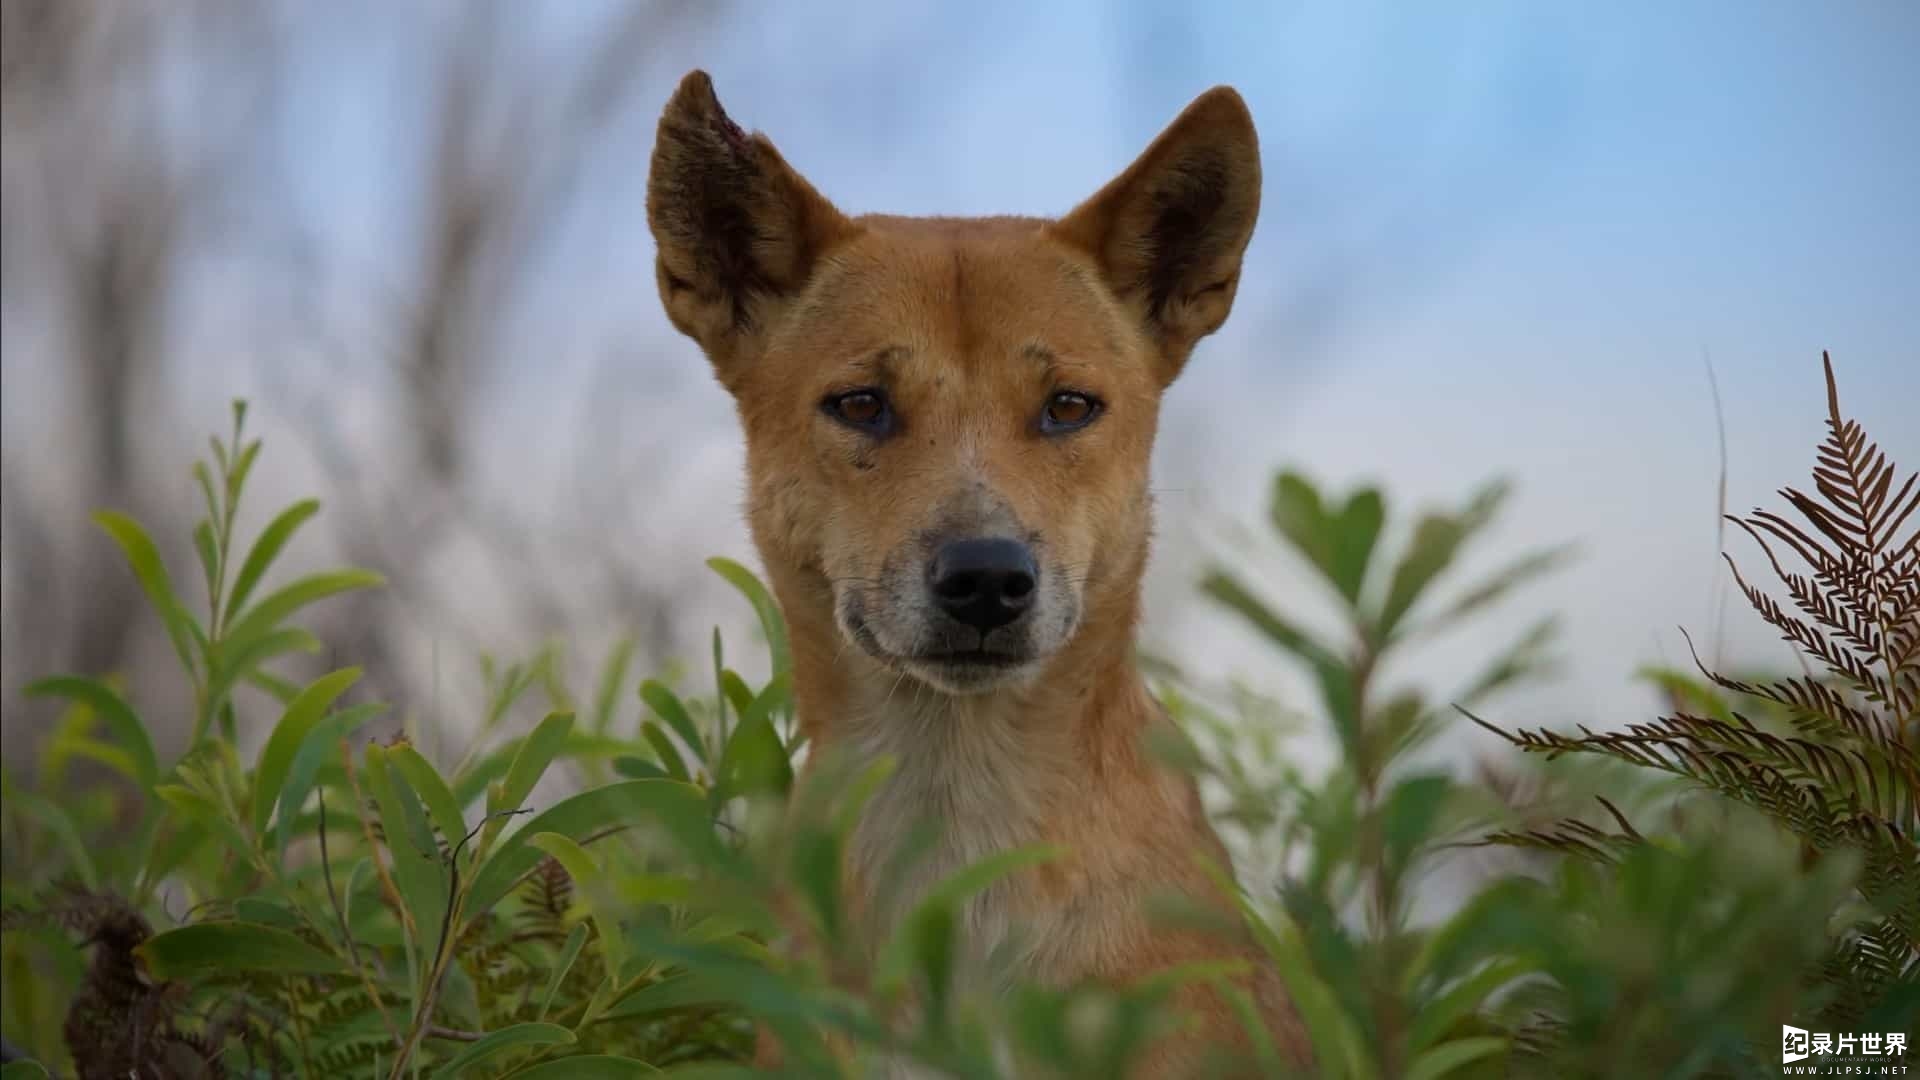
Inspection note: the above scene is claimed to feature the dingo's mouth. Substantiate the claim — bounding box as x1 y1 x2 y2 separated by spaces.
841 606 1042 691
911 649 1028 666
899 650 1041 694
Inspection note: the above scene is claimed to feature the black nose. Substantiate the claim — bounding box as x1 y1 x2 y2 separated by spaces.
928 538 1037 632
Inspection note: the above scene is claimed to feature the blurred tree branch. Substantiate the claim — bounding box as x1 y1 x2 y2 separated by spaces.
4 0 712 760
264 0 707 736
2 0 283 743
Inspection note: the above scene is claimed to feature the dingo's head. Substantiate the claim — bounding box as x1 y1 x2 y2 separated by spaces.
647 72 1259 696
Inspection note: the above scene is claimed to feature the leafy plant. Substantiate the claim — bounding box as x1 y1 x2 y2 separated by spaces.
3 354 1911 1078
1471 353 1919 1068
1179 465 1573 1079
0 404 768 1077
0 404 1200 1079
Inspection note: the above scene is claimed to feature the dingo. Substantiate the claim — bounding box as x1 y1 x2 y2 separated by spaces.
647 70 1308 1075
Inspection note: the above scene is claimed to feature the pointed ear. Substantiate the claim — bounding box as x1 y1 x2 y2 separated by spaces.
646 71 852 388
1050 87 1261 385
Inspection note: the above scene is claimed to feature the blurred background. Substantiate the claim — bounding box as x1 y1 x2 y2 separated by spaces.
3 0 1916 769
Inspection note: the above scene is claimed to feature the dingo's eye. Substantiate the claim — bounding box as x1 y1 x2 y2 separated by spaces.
1041 391 1101 433
824 389 892 434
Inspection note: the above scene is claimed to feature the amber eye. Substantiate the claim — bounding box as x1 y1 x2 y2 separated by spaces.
823 389 893 434
1041 391 1101 433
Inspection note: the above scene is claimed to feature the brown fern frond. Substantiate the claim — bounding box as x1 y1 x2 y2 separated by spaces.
1729 517 1883 658
1723 554 1891 704
1745 508 1873 605
1469 354 1918 1041
1726 355 1919 703
1471 822 1632 864
1809 352 1913 547
513 854 575 941
1471 795 1647 865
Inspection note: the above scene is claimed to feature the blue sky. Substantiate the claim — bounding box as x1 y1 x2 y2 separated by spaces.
7 1 1916 755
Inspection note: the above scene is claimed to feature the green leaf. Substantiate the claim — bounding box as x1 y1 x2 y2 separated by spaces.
1377 481 1509 639
1408 959 1532 1051
612 756 670 781
450 733 635 810
1311 655 1363 761
1408 543 1574 638
1201 569 1341 669
154 784 251 862
221 569 384 666
389 745 468 862
193 519 219 601
4 785 96 888
1328 489 1386 606
502 1056 660 1079
364 744 450 953
1405 1036 1506 1080
274 701 386 863
344 856 377 931
245 666 304 706
486 713 576 842
1262 915 1373 1080
193 459 221 526
137 921 346 979
222 498 321 625
46 734 141 786
228 437 263 506
539 924 589 1021
252 668 362 838
1 1061 51 1080
1635 665 1738 724
429 1022 576 1080
1383 773 1454 874
874 845 1060 996
206 626 322 720
93 510 197 676
463 779 709 921
904 904 957 1023
640 723 690 782
591 637 638 735
1402 878 1551 997
24 677 157 791
1268 475 1386 607
640 680 705 768
233 897 302 928
711 628 728 742
718 670 755 721
1268 471 1332 572
785 822 855 946
597 972 736 1021
707 557 790 677
141 820 208 892
35 693 98 790
713 673 793 802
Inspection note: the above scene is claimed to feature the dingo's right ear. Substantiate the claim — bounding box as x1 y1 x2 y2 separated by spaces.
1051 86 1261 387
646 71 851 387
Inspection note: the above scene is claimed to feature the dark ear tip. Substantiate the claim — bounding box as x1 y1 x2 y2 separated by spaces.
669 69 717 112
1184 85 1256 137
662 69 748 145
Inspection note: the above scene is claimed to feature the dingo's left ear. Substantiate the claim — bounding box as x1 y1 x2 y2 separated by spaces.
647 71 852 389
1051 87 1261 385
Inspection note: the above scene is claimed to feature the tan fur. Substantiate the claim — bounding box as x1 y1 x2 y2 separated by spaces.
647 71 1310 1076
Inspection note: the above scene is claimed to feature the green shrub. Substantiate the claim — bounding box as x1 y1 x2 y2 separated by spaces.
1468 353 1918 1072
1 355 1911 1078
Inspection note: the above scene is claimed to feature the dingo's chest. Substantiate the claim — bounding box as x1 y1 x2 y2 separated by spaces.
841 695 1072 983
